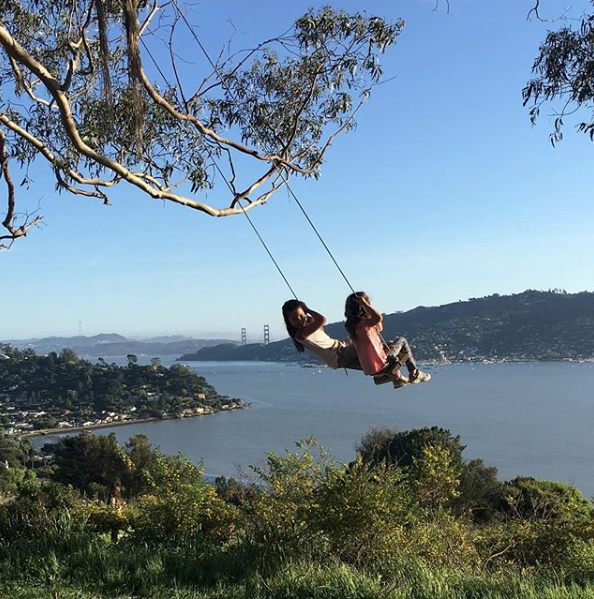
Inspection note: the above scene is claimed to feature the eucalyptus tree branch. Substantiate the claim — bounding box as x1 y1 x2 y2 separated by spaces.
0 128 17 231
240 177 287 210
0 112 118 188
1 30 283 221
0 4 400 246
78 27 96 78
0 25 269 215
138 63 295 168
2 104 271 217
54 168 111 204
0 127 42 247
288 100 365 173
281 67 323 157
61 47 80 92
185 38 233 106
184 19 292 101
168 15 188 108
230 165 281 208
524 6 594 142
8 56 54 107
222 146 238 192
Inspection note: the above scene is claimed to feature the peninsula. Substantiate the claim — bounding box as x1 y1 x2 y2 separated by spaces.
0 347 245 436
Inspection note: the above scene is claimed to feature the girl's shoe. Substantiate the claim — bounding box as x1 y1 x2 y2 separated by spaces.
409 370 431 384
393 375 409 389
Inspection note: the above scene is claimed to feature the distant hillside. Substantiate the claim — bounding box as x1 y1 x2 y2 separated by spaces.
1 335 234 357
2 333 128 349
180 290 594 363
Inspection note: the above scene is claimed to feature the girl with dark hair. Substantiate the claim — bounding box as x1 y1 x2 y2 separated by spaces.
281 299 360 370
344 292 431 389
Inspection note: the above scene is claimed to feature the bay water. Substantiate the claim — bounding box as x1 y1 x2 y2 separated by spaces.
36 360 594 498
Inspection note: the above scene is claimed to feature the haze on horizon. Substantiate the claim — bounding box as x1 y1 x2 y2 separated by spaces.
4 287 592 344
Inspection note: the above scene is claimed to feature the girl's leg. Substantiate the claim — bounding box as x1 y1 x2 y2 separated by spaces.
386 337 417 373
386 337 430 384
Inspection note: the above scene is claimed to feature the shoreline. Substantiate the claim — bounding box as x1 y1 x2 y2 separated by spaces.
24 416 169 438
181 357 594 365
23 406 248 440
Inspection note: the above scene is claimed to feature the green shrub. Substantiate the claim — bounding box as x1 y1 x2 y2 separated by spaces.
358 427 464 509
0 479 87 549
477 517 594 573
83 501 136 542
245 439 330 558
396 510 481 572
131 454 239 547
454 458 504 522
501 477 594 522
313 456 417 564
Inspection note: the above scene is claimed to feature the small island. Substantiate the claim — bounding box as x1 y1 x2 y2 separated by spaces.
0 345 246 436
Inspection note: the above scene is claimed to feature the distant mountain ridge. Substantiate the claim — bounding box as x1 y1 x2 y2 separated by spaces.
1 334 234 357
179 290 594 363
3 333 128 346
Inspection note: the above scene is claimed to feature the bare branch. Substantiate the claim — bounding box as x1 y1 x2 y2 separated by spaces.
222 146 237 192
527 0 571 22
139 0 162 37
189 34 289 102
0 127 43 247
61 47 80 92
168 13 188 108
0 128 16 230
527 0 543 21
433 0 450 14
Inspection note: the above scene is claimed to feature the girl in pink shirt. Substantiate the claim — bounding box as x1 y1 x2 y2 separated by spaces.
344 292 431 389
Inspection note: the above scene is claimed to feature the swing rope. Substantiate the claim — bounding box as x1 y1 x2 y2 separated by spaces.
234 203 299 300
172 1 358 295
160 6 398 366
281 177 357 295
141 33 298 300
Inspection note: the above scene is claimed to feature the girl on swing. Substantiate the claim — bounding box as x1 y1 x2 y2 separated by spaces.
282 296 430 388
282 299 361 370
344 292 431 388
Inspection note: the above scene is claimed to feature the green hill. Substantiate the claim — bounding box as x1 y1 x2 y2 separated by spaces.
180 290 594 363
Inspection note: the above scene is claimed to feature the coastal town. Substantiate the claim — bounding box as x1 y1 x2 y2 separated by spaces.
1 397 246 437
0 345 246 437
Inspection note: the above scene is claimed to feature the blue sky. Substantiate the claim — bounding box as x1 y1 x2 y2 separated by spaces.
3 0 593 342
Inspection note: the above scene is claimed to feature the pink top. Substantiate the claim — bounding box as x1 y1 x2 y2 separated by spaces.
355 324 388 375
